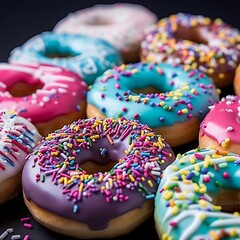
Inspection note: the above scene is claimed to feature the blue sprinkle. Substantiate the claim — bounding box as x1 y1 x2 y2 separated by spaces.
145 194 155 199
73 205 78 213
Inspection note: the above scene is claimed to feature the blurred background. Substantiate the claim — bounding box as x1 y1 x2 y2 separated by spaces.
0 0 239 62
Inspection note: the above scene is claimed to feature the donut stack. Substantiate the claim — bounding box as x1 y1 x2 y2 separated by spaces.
1 3 240 240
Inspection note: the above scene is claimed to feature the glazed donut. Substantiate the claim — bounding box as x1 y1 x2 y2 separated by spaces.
155 147 240 240
53 3 157 64
0 111 41 205
141 13 240 88
233 64 240 95
199 95 240 155
87 62 220 147
9 32 122 85
0 63 87 136
22 117 175 238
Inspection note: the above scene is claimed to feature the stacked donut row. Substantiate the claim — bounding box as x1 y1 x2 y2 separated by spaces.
1 3 240 240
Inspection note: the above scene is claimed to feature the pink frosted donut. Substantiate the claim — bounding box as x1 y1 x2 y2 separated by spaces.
199 95 240 154
0 111 41 205
53 3 157 63
0 63 87 136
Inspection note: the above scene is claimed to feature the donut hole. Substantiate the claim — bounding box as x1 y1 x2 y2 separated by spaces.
133 86 161 95
79 160 116 174
84 17 112 26
211 189 240 212
173 26 208 44
9 81 43 97
45 52 75 59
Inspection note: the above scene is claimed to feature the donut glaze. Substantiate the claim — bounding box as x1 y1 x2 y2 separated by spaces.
53 3 157 63
199 95 240 151
141 13 240 88
155 148 240 240
0 63 87 125
9 32 122 85
22 117 175 231
87 62 219 139
0 111 41 204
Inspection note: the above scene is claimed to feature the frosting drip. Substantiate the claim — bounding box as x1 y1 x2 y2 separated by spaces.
200 95 240 146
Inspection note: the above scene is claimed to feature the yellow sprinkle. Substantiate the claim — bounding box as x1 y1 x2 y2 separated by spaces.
199 213 207 220
98 173 104 182
131 68 139 74
129 174 135 182
209 231 220 240
199 199 208 207
233 211 240 216
76 139 84 142
190 157 196 164
212 205 222 211
230 228 237 237
207 68 214 74
172 166 179 171
163 190 173 200
90 135 100 139
58 177 64 184
147 180 153 188
181 108 188 114
79 183 84 192
100 186 105 191
179 170 189 176
177 194 186 200
171 206 179 215
51 151 58 156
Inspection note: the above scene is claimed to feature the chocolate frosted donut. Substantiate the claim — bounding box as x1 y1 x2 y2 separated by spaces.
22 117 175 238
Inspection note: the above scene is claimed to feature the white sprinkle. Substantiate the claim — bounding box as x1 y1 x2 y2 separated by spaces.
226 126 233 131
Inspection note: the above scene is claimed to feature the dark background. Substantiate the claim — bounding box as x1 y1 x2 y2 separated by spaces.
0 1 239 240
0 0 240 62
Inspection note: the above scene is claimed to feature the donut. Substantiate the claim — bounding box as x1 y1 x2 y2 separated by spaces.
141 13 240 88
53 3 158 63
233 64 240 95
0 111 41 205
9 32 122 85
86 62 220 147
0 62 87 136
154 147 240 240
22 117 175 238
199 95 240 155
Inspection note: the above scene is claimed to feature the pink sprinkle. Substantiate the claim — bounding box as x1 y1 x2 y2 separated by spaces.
134 113 139 119
101 93 105 98
203 176 211 183
194 153 205 160
23 235 30 240
222 172 230 179
169 221 177 227
122 107 127 112
20 217 31 223
24 223 33 229
115 83 120 89
188 70 195 77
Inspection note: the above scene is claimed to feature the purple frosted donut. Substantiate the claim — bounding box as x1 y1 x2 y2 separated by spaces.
22 117 175 238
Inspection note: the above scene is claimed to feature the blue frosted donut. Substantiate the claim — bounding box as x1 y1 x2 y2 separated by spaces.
86 62 220 147
155 148 240 239
9 32 122 85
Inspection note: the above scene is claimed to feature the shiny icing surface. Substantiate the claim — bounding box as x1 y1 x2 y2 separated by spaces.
87 62 219 128
9 32 122 85
155 148 240 240
141 13 240 80
54 3 157 53
22 117 175 230
200 95 240 147
0 63 87 123
0 111 41 184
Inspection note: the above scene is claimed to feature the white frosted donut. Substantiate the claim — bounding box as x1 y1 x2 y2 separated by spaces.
0 111 41 204
53 3 158 63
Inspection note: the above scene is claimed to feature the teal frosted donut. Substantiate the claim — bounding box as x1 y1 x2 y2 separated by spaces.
155 148 240 240
87 62 219 147
9 32 122 85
